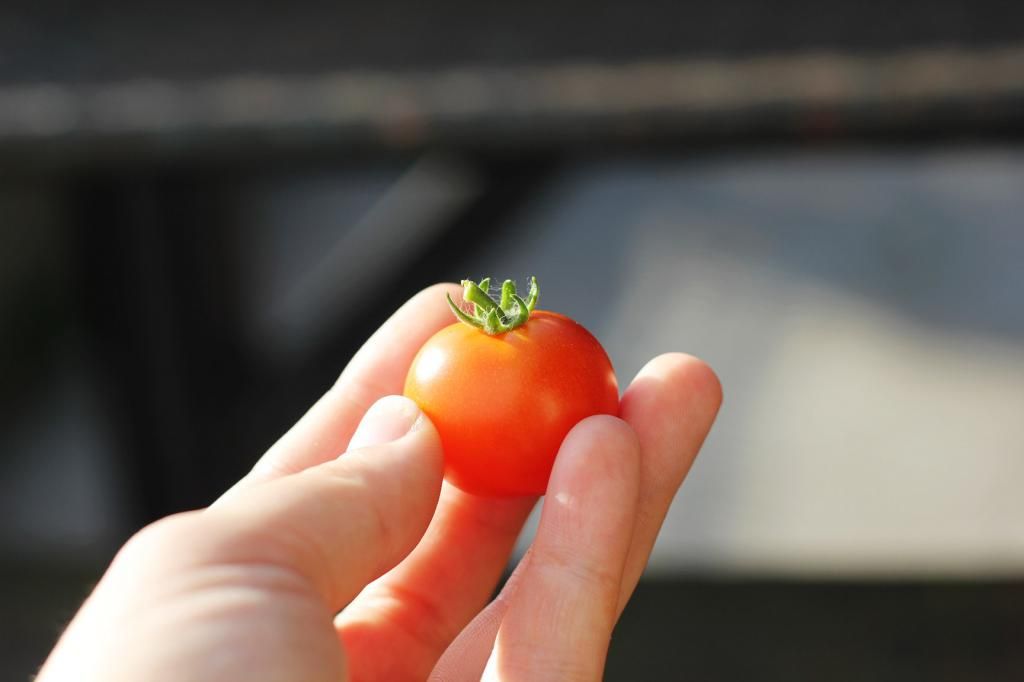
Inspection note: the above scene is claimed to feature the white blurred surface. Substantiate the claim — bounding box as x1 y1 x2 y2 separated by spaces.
487 149 1024 576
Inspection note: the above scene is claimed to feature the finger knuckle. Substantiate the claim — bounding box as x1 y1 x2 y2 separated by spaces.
115 511 205 568
534 542 622 596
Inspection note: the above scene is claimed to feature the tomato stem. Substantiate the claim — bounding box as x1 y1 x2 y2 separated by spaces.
446 276 539 334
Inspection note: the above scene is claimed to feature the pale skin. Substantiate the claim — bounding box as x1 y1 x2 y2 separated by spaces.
37 283 722 682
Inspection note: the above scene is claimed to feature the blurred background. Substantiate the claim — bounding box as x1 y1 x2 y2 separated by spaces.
3 1 1024 679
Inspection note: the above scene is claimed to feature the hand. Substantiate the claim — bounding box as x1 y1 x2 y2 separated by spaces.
37 283 721 682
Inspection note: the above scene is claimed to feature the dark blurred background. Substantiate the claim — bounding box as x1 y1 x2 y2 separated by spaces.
3 1 1024 679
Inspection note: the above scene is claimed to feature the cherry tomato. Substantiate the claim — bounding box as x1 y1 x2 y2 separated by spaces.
404 278 618 496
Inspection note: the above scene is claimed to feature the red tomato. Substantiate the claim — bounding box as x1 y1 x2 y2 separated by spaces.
404 303 619 497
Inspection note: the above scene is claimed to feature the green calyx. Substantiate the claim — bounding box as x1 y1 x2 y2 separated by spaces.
446 276 539 334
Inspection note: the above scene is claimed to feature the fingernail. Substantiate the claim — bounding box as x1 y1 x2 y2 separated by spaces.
347 396 422 451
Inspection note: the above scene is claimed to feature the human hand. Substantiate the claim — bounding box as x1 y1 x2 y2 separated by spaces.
37 283 721 682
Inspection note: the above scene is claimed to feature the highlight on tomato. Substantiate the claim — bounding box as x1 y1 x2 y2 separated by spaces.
403 277 619 497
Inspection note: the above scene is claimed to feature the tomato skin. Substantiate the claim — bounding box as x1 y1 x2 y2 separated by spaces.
403 311 619 497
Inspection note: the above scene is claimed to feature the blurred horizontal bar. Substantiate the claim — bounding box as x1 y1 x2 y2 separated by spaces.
4 0 1023 84
1 45 1023 151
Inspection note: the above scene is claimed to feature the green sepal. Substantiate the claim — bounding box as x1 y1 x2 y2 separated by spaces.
499 279 516 314
483 307 504 334
474 278 492 315
525 276 539 311
509 293 531 327
462 280 499 315
446 293 484 329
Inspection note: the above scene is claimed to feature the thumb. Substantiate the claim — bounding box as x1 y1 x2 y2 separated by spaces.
208 396 444 610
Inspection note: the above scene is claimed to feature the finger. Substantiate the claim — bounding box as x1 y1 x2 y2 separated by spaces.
337 484 536 681
207 397 444 611
226 282 460 494
486 416 640 681
428 549 533 682
616 353 722 613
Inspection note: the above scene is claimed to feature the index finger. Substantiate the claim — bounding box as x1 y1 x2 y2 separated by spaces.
229 282 459 491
